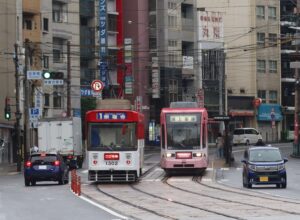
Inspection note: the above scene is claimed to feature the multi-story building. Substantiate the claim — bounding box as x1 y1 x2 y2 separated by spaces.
80 0 150 138
280 0 298 140
0 0 22 164
198 0 282 142
148 0 225 142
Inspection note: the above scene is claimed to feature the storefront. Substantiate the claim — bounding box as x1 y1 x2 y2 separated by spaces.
257 104 283 142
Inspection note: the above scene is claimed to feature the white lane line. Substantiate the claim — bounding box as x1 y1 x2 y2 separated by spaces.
80 170 88 174
71 190 130 220
201 178 212 182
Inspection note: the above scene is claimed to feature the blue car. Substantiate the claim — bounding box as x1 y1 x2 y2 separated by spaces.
241 146 288 188
24 152 69 186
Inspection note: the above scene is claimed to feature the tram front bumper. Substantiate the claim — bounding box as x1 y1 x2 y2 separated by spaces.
161 158 208 169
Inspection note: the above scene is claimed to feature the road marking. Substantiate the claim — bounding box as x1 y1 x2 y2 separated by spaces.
206 168 213 171
220 168 229 171
201 178 212 182
80 170 88 174
169 178 191 182
72 190 130 220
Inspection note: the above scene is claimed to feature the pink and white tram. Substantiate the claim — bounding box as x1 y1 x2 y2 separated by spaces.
160 102 208 175
86 108 144 182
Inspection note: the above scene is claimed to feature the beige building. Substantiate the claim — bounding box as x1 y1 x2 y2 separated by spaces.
0 0 22 164
197 0 281 141
0 0 81 163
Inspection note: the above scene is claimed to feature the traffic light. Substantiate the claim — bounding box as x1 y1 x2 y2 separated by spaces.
42 71 64 79
4 97 11 120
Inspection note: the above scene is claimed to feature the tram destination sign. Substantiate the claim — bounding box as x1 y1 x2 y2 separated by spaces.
213 115 231 121
96 112 127 120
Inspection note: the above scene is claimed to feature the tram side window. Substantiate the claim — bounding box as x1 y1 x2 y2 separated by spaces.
202 124 206 148
161 126 165 148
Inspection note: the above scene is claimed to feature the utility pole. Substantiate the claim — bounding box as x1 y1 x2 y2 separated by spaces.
292 0 300 157
14 43 22 172
67 41 71 117
24 39 31 158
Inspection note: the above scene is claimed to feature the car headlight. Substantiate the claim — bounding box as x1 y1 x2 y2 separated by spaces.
248 164 256 171
278 164 285 171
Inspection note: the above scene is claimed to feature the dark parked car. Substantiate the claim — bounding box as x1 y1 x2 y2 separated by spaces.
24 152 69 186
241 146 288 188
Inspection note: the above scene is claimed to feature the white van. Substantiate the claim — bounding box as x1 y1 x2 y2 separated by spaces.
233 128 262 145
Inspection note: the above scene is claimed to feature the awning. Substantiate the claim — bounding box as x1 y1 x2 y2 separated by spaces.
229 110 254 117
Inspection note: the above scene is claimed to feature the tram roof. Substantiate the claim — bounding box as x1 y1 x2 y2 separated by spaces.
161 107 207 114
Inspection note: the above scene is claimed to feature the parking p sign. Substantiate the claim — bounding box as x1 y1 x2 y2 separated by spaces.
29 108 40 119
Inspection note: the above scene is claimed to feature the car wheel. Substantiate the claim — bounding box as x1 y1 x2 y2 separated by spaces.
282 178 287 188
245 140 250 146
276 184 281 188
25 179 30 187
31 180 36 186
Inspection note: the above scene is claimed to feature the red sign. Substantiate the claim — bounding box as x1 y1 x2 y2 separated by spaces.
253 98 262 108
91 80 104 92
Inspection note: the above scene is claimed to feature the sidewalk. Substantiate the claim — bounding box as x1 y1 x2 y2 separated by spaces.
0 163 20 176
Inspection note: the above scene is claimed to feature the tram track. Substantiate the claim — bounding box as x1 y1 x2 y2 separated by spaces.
163 175 300 216
197 173 300 204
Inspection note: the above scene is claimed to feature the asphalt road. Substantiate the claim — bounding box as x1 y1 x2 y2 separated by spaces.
0 174 121 220
216 142 300 200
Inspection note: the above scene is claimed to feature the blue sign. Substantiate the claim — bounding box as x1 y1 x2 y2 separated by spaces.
96 112 127 120
81 88 93 96
73 108 81 118
99 0 108 87
257 104 282 121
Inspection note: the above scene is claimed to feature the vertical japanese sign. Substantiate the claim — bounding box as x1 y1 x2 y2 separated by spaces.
99 0 108 86
124 38 133 95
152 57 160 98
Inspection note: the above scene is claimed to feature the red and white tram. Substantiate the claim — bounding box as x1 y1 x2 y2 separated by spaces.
85 100 144 182
160 102 208 175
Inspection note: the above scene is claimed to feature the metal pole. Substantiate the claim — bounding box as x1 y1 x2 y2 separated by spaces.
24 39 30 158
67 41 71 117
14 43 22 172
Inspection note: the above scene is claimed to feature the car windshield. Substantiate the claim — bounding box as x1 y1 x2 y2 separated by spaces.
88 123 137 151
249 149 282 162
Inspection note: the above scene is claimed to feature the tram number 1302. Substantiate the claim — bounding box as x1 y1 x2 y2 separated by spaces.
105 161 118 166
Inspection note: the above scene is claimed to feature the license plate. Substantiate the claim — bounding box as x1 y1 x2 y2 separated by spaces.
38 165 47 170
105 161 118 166
259 176 268 182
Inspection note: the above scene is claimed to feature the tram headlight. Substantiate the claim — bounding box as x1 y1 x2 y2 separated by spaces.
195 153 202 157
166 153 172 158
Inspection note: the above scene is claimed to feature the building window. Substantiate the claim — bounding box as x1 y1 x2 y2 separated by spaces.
169 79 178 102
53 38 64 63
257 60 266 73
256 6 265 19
24 19 32 30
43 55 49 69
169 53 178 67
44 93 50 107
268 7 277 20
149 38 157 50
269 90 277 103
269 60 277 73
43 18 49 31
257 33 265 46
168 40 177 47
168 2 177 10
168 15 177 28
53 3 67 23
53 92 62 108
268 33 277 47
258 90 266 103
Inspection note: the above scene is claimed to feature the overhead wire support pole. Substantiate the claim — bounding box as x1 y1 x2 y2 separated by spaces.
14 43 22 172
24 39 30 159
67 41 71 117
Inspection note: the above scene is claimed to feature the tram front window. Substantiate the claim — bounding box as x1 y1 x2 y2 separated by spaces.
89 123 137 151
166 114 201 150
